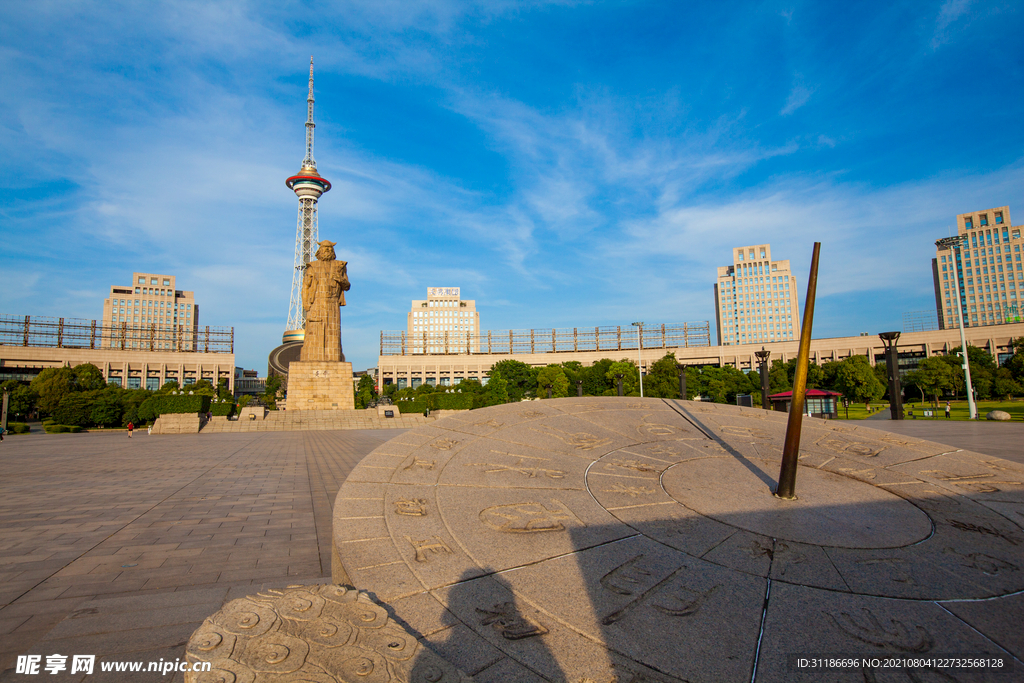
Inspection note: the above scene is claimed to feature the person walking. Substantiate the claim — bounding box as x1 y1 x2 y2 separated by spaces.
127 421 134 438
945 401 951 419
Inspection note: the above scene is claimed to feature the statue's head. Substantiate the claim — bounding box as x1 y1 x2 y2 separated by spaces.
315 240 336 261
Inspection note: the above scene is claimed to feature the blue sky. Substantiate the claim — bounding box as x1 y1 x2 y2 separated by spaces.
2 1 1023 373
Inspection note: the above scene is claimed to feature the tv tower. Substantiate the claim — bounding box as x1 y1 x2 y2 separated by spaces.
283 57 332 344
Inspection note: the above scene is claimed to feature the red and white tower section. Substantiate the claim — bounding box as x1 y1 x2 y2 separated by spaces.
283 57 332 344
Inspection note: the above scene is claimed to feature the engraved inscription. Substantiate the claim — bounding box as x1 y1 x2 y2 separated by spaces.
473 419 504 429
605 459 659 473
637 416 679 438
825 608 933 653
920 469 1021 493
519 410 546 419
403 458 436 471
946 519 1020 545
430 438 460 451
815 436 884 457
601 483 656 497
944 547 1019 576
601 566 718 626
479 500 577 533
405 535 452 562
721 425 771 440
394 498 428 516
476 603 549 639
651 584 719 617
465 451 567 479
646 444 679 457
855 557 915 585
838 467 877 481
531 425 613 451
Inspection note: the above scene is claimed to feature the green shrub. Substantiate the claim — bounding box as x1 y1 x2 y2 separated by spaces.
44 424 80 433
210 400 235 417
397 399 428 414
6 422 30 434
42 418 56 426
429 393 473 410
53 393 96 427
153 394 212 416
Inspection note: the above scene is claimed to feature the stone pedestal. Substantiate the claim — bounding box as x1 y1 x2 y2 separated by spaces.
286 361 355 410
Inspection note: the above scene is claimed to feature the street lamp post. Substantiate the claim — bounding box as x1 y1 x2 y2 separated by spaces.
935 236 978 420
631 322 644 398
615 373 624 397
878 332 904 420
676 363 687 401
576 379 583 397
545 383 553 399
754 346 770 410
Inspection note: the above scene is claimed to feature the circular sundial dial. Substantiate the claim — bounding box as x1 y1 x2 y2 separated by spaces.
333 398 1024 682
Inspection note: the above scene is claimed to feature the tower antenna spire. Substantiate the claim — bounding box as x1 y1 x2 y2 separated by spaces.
303 56 316 170
283 57 332 342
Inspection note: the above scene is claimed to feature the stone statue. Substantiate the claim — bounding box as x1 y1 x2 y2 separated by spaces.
300 240 350 362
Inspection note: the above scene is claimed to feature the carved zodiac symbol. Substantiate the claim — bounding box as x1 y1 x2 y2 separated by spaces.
920 469 1021 493
636 415 680 438
721 425 771 440
476 603 549 639
601 555 653 596
645 444 678 457
816 436 883 457
944 547 1019 576
530 425 613 451
838 467 877 480
393 498 428 516
404 535 452 562
601 483 656 497
430 438 460 451
825 608 933 653
403 458 436 471
651 585 719 617
519 410 546 419
856 557 915 585
473 419 504 429
465 451 567 479
479 500 577 533
605 459 659 473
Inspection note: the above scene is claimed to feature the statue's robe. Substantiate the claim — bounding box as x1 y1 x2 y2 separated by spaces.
300 259 350 362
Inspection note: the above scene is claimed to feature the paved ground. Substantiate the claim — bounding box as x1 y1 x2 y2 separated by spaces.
332 398 1024 682
857 418 1024 464
2 412 1022 682
0 428 404 682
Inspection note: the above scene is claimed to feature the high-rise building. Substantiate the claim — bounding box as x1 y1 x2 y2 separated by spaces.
933 206 1022 330
102 272 199 350
406 287 479 354
283 57 331 345
714 244 800 346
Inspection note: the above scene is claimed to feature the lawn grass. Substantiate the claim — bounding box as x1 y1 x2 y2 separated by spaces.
835 399 1024 420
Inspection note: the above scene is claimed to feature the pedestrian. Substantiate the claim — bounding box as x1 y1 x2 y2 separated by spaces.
127 421 134 439
0 426 5 442
945 401 951 419
147 425 152 435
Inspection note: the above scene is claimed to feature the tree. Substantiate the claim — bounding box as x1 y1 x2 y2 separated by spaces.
833 356 885 406
355 375 376 409
490 360 537 401
484 369 509 405
216 379 233 401
30 366 77 415
91 388 124 427
160 380 180 393
904 357 953 405
53 391 98 427
583 359 615 396
606 360 640 396
536 365 569 398
768 359 791 394
993 368 1022 400
644 354 683 398
191 379 216 396
2 380 36 420
73 363 106 391
264 375 283 408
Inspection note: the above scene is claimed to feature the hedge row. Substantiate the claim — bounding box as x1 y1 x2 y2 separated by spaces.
5 422 30 434
396 392 474 413
44 424 83 433
210 401 235 417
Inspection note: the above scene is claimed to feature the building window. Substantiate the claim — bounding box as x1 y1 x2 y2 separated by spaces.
163 279 170 286
980 215 989 226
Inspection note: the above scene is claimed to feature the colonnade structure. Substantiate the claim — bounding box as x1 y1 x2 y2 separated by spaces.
0 315 235 391
375 320 1024 389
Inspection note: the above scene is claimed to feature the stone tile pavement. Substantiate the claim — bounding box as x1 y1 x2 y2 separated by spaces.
856 418 1024 464
0 428 404 682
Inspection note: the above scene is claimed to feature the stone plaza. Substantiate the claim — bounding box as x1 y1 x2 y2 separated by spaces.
1 401 1023 682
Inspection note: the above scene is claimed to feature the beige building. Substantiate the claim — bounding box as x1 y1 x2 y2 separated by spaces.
714 244 800 346
102 272 199 351
377 322 1024 389
933 206 1023 330
1 315 234 391
406 287 480 355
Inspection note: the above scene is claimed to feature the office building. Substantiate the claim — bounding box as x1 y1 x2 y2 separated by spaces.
406 287 480 354
933 206 1023 329
102 272 199 350
714 244 800 345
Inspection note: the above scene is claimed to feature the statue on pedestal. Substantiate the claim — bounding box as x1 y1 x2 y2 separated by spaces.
300 240 350 362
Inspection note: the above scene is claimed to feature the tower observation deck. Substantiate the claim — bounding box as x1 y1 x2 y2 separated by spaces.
283 57 331 344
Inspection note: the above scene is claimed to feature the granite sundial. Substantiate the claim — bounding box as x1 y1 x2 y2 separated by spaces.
330 397 1023 682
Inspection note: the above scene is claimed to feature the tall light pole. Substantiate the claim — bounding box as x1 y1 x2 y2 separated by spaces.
631 322 644 398
935 236 977 420
754 346 770 409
